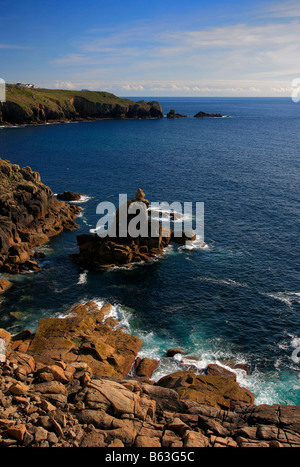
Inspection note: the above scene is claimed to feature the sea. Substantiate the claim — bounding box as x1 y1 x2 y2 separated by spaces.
0 97 299 405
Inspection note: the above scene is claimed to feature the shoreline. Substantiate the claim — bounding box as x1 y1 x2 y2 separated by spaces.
0 116 164 128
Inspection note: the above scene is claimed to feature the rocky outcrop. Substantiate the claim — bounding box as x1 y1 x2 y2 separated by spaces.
0 86 163 126
25 301 143 378
0 159 80 273
156 371 254 410
194 111 223 118
1 313 300 447
57 191 83 202
167 109 187 118
0 279 12 294
71 189 196 269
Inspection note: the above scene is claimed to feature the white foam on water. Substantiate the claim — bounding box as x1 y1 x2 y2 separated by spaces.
77 271 88 285
92 300 132 332
54 193 92 204
71 195 92 204
291 336 300 348
195 276 250 289
259 291 300 310
179 235 209 251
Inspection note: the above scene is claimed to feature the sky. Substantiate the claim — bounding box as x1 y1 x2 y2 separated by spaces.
0 0 300 96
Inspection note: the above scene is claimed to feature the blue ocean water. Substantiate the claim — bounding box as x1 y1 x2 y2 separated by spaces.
0 97 299 405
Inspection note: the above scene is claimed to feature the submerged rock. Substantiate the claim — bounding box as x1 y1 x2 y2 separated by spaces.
206 364 236 380
166 349 185 358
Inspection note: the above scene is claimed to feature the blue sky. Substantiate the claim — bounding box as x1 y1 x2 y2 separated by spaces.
0 0 300 96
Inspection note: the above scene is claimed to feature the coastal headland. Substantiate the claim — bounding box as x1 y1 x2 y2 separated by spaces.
0 85 163 126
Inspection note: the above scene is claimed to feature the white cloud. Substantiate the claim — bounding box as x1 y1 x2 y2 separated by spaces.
261 0 300 18
48 3 300 96
49 78 293 97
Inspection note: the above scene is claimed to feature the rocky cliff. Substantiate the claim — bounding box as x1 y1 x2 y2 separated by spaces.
0 159 80 273
0 301 299 448
0 85 163 126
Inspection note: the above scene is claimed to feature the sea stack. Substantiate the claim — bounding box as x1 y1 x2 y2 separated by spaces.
71 189 196 270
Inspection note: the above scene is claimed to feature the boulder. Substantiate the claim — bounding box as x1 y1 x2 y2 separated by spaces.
0 279 12 293
57 191 83 201
167 109 187 119
7 424 27 442
206 364 236 380
135 358 159 378
156 371 255 410
171 230 197 245
183 431 209 447
0 328 11 346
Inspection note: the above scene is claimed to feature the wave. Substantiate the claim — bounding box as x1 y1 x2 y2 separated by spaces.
147 206 194 223
93 300 131 331
195 276 300 311
259 291 300 310
178 235 209 251
195 276 250 289
77 271 88 285
70 195 92 204
52 297 300 405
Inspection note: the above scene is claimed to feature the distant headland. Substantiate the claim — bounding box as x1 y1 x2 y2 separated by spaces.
0 84 163 126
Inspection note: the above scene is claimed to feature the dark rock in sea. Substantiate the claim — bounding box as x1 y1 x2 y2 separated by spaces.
71 188 193 270
57 191 83 202
167 109 187 119
0 159 80 273
194 111 223 118
171 230 197 245
219 359 250 374
166 349 186 358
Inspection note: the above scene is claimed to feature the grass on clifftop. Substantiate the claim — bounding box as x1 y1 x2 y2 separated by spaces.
6 84 139 110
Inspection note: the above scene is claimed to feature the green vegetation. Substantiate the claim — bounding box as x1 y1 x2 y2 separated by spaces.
6 84 136 111
2 84 163 124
